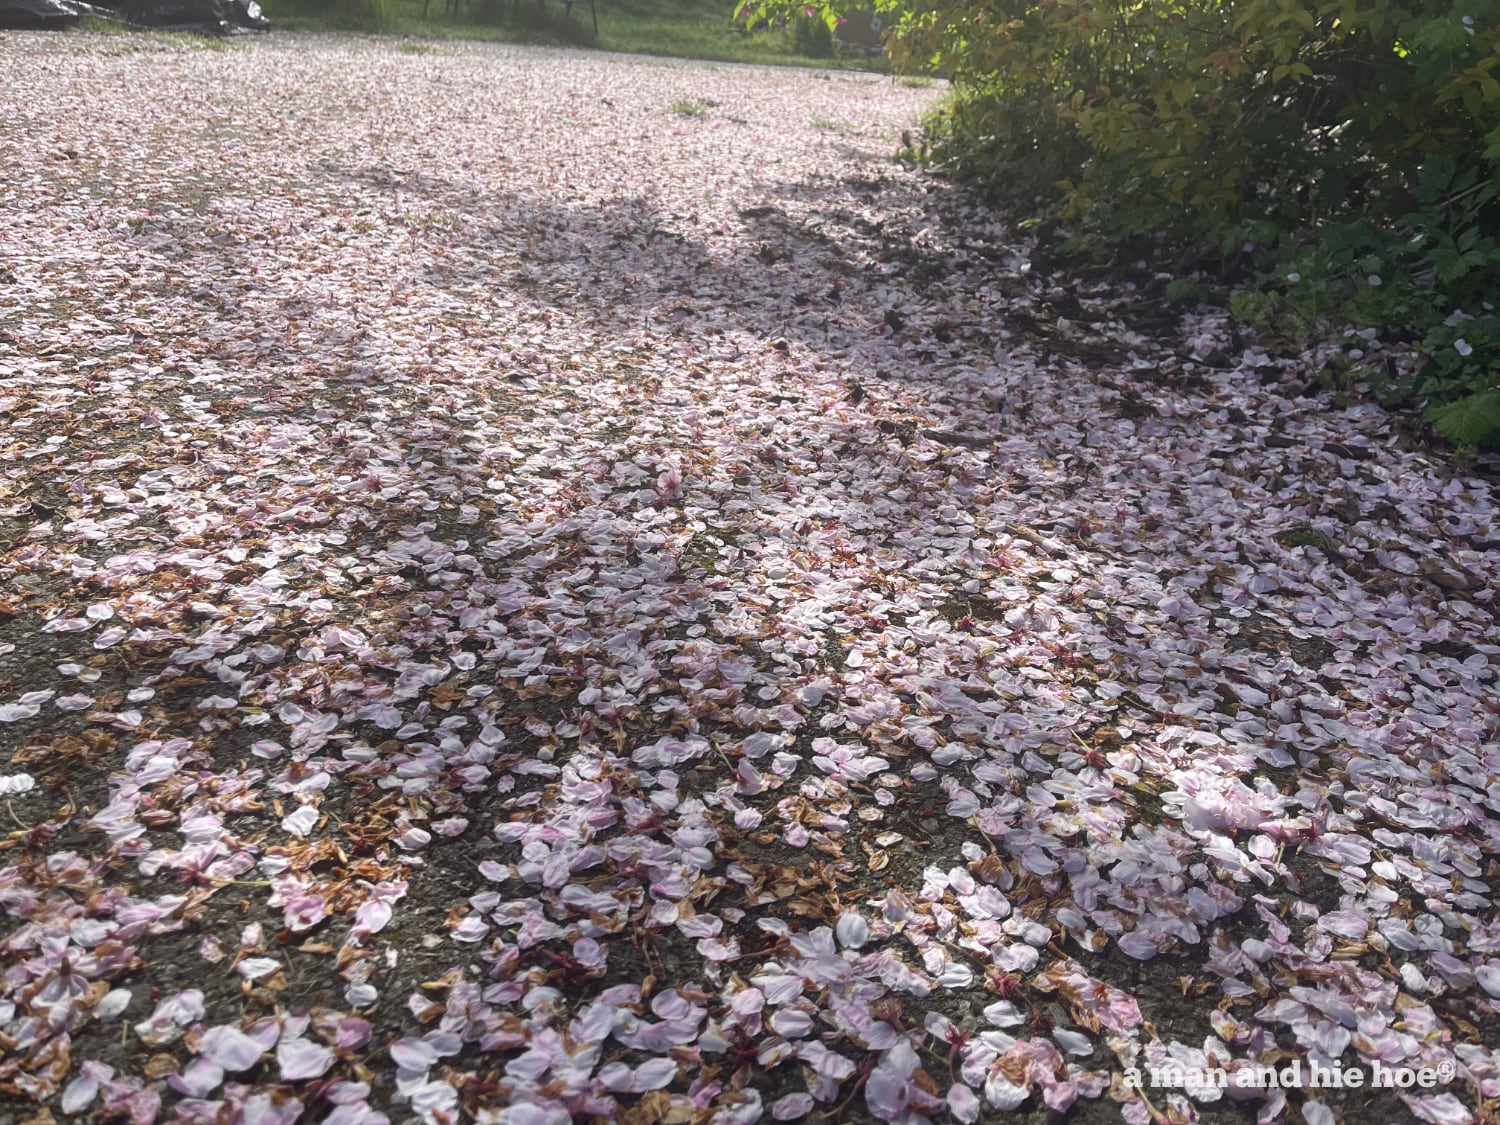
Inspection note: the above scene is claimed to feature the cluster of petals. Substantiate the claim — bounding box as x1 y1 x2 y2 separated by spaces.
1 27 1497 1125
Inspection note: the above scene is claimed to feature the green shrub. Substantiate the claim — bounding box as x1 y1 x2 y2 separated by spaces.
792 11 832 55
335 0 387 28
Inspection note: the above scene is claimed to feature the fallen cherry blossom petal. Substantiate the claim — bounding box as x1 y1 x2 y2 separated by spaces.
197 1025 266 1072
835 912 869 951
772 1092 815 1120
278 1038 335 1082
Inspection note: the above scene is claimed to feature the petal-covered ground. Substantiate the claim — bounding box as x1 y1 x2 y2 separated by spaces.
2 30 1499 1125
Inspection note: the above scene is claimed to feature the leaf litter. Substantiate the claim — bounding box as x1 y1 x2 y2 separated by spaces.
1 27 1499 1125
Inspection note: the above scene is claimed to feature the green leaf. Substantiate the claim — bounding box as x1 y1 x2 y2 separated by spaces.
1429 389 1500 446
1414 154 1456 203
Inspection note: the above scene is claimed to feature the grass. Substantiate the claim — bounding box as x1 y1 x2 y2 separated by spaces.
669 97 715 115
808 114 861 134
1275 524 1337 553
253 0 890 68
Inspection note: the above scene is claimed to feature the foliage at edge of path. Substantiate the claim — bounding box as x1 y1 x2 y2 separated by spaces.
739 0 1500 450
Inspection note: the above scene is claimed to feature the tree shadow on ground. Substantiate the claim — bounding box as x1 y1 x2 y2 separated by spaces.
4 135 1489 1122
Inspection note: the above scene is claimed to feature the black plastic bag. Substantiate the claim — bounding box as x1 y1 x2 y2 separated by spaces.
0 0 267 31
0 0 113 27
116 0 268 31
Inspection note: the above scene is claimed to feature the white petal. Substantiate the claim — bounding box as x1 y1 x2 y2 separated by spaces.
278 1038 335 1081
834 912 869 950
198 1025 265 1072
